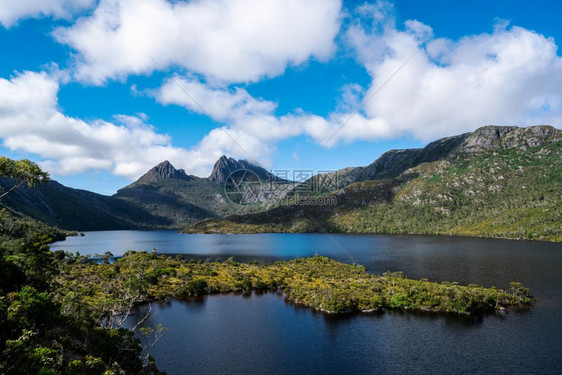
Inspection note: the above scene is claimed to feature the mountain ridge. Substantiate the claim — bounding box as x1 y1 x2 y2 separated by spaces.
185 125 562 241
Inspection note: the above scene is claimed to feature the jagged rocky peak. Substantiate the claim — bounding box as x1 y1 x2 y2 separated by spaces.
208 155 252 183
208 156 237 183
457 125 561 153
138 160 192 183
208 155 273 183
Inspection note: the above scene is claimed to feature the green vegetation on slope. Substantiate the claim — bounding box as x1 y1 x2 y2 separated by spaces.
56 251 533 316
0 209 162 374
186 140 562 241
334 140 562 240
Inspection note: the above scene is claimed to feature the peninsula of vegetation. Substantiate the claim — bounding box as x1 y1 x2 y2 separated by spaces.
58 251 533 317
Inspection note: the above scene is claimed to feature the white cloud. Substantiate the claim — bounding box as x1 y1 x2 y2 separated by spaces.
0 71 255 179
0 70 319 181
153 75 333 154
341 6 562 141
153 7 562 157
54 0 342 84
3 2 562 186
155 77 277 123
0 0 95 28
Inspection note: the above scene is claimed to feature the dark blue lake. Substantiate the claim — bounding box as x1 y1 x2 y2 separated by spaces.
51 231 562 374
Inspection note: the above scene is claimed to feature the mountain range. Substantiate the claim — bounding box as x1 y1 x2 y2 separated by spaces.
185 125 562 241
1 125 560 240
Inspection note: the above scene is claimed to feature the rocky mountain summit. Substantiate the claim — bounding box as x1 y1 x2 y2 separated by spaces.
301 125 560 192
136 161 194 183
208 156 273 183
457 125 561 153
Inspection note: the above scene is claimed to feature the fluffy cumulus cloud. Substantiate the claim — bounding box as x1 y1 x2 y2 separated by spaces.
154 75 333 151
0 71 245 179
54 0 342 84
149 2 562 158
0 0 95 28
341 4 562 141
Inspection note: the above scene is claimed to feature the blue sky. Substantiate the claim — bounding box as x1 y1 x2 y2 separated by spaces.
0 0 561 195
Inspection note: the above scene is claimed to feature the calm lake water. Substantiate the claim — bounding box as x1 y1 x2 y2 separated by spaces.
51 231 562 374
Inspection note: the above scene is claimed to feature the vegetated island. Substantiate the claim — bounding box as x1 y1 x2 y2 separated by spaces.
57 251 534 317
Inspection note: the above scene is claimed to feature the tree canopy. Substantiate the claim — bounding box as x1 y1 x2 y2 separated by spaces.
0 157 50 199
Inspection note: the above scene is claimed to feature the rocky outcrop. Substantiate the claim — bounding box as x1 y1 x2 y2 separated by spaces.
208 155 274 183
456 125 561 154
312 125 560 191
208 156 242 183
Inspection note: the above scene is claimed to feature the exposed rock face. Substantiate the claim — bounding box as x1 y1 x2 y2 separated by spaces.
305 125 561 191
457 125 561 153
313 132 471 190
136 161 193 183
208 156 241 183
208 155 272 183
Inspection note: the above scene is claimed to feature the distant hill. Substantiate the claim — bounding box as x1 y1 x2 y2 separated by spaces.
185 125 562 242
0 177 156 230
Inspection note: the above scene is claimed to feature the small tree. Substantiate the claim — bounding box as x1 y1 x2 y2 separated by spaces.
0 157 50 199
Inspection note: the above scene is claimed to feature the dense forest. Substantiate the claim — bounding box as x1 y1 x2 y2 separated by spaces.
0 208 164 374
0 158 163 374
